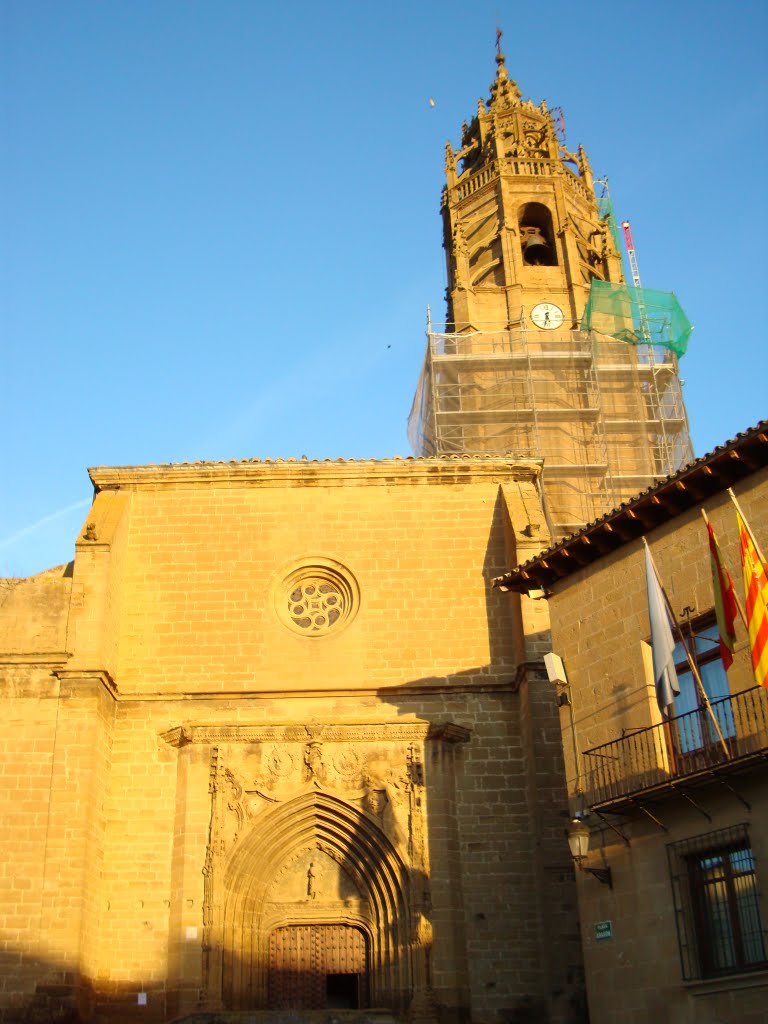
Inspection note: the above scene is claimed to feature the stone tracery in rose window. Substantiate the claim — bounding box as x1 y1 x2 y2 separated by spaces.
276 560 359 637
288 577 344 633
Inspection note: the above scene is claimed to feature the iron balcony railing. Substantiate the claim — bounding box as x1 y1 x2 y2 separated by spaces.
583 686 768 808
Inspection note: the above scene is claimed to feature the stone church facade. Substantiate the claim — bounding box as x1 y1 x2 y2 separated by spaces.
0 458 581 1023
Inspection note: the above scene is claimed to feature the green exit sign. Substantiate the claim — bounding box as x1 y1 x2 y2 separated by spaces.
595 920 613 941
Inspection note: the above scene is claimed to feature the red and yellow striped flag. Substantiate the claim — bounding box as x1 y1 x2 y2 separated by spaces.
737 510 768 688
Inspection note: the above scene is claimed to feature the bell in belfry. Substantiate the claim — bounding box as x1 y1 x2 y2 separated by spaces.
521 226 552 266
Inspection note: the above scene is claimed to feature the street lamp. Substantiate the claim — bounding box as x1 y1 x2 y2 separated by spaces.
568 819 612 889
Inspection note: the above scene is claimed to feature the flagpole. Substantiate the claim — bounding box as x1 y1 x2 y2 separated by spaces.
700 508 748 628
728 488 768 565
642 538 731 758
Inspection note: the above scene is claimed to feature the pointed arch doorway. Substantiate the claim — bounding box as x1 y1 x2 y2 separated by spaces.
268 923 368 1009
215 791 413 1011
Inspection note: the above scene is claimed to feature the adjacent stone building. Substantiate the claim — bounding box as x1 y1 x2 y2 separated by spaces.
495 423 768 1024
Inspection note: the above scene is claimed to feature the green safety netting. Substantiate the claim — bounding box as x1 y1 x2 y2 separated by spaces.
581 280 692 357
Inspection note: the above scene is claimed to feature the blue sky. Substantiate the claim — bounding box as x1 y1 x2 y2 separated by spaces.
3 1 766 576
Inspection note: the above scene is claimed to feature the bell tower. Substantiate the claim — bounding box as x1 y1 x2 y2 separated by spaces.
410 37 693 540
443 39 623 332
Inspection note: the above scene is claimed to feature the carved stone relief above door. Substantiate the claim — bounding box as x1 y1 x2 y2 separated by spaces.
160 722 469 1016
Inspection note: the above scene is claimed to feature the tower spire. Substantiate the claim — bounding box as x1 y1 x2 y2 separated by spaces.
409 42 693 543
495 25 507 78
489 25 521 105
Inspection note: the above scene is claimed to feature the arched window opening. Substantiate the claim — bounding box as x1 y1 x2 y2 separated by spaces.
519 202 557 266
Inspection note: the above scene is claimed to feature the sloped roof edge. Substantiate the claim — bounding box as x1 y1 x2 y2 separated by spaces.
493 421 768 594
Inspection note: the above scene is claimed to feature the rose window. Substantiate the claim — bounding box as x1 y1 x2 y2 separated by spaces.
288 577 345 632
276 561 359 637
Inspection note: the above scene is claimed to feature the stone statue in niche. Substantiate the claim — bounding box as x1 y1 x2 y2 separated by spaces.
303 740 326 784
362 759 412 852
452 220 469 259
382 772 411 851
269 848 361 904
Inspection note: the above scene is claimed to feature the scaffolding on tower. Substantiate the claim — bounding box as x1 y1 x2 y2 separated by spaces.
408 316 694 540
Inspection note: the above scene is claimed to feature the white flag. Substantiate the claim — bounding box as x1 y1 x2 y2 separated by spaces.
644 543 680 715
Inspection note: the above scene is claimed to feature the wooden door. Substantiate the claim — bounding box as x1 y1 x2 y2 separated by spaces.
268 924 367 1009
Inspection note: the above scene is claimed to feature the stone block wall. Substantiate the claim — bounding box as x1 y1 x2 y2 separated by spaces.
0 458 582 1024
544 466 768 1024
551 468 768 790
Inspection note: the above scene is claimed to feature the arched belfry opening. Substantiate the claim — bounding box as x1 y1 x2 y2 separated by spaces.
518 202 557 266
217 791 413 1011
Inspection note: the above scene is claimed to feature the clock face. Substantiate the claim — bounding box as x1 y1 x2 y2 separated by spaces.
531 302 564 330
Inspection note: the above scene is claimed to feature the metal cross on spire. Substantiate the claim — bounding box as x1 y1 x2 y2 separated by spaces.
495 23 507 73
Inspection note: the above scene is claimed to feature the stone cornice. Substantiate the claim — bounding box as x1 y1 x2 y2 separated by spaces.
0 652 70 666
22 670 520 704
160 721 470 747
89 456 542 492
55 668 118 698
510 661 549 693
429 722 472 744
94 677 523 701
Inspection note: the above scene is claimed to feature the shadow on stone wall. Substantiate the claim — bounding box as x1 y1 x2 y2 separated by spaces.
1 490 585 1024
0 911 432 1023
0 948 156 1024
368 490 587 1024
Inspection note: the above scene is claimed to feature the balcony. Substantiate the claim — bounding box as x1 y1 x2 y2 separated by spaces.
582 686 768 813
